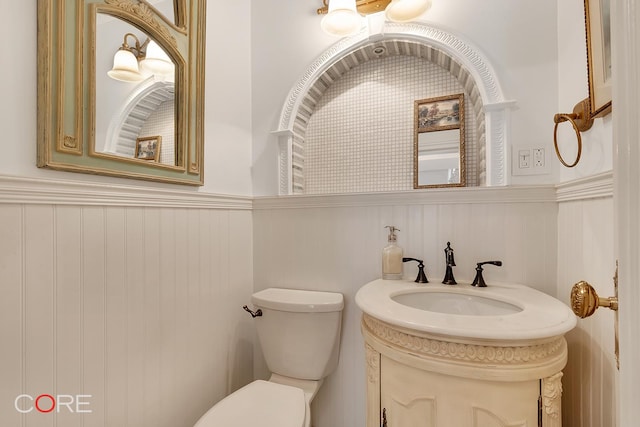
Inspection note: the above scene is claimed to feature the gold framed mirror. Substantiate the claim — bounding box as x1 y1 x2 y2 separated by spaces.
584 0 612 118
37 0 206 185
414 93 466 189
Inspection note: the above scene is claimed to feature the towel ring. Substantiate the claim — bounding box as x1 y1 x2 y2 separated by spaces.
553 98 594 168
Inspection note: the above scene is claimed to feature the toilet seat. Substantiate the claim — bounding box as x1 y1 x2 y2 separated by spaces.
193 380 306 427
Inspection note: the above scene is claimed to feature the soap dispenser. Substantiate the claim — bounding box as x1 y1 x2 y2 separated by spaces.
382 226 403 280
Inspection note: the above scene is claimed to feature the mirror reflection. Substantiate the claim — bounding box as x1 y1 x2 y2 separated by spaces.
37 0 205 185
95 12 176 166
414 94 466 188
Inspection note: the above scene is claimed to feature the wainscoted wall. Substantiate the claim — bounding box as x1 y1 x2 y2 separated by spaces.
0 173 616 427
0 176 254 427
253 186 560 427
557 173 617 427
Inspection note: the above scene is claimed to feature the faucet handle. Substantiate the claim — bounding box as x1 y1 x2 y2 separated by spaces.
402 257 429 283
471 261 502 287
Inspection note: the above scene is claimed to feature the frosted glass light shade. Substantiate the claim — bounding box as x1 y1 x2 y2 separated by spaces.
385 0 432 22
107 49 144 82
140 41 174 76
321 0 361 36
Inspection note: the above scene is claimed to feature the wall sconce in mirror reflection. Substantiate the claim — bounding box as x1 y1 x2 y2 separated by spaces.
317 0 432 36
97 21 177 167
108 33 174 83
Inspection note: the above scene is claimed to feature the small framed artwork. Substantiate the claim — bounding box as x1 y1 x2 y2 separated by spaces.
134 136 162 161
584 0 612 117
415 94 463 132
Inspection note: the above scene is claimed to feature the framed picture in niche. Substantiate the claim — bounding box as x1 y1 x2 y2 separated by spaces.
135 136 162 161
416 94 462 132
584 0 612 117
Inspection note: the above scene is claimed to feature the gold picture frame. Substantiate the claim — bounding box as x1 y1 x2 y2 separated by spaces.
414 93 466 189
135 136 162 161
416 94 463 132
584 0 612 117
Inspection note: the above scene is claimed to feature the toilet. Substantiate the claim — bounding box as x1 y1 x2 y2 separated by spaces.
194 287 344 427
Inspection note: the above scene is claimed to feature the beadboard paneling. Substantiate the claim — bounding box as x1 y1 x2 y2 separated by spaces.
557 196 617 427
0 203 253 427
1 173 616 427
253 197 558 427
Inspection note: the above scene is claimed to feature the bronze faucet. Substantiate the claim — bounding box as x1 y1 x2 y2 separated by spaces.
471 261 503 287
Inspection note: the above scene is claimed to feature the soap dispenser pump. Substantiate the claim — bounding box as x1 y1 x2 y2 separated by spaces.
382 226 403 280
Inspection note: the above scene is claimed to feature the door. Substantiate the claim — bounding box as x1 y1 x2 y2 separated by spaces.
379 355 539 427
612 0 640 424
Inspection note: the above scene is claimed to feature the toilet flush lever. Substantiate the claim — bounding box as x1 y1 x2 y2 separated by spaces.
242 305 262 318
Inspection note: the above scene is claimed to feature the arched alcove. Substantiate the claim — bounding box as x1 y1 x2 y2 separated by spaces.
274 21 515 195
105 80 175 165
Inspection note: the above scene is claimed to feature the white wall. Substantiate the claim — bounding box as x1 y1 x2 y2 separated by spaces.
557 187 617 427
0 1 255 426
555 1 616 425
0 1 618 427
251 0 561 195
0 179 255 427
253 188 558 427
249 2 616 426
557 0 613 181
0 0 252 196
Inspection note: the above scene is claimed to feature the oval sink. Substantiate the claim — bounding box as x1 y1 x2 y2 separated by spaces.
392 291 522 316
356 279 577 341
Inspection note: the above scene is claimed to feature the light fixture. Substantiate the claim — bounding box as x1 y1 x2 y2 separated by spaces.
385 0 432 22
140 40 174 76
319 0 362 36
317 0 392 15
107 33 150 82
317 0 431 36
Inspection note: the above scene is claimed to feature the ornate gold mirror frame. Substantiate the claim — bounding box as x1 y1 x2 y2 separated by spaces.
413 93 466 189
37 0 206 185
584 0 612 118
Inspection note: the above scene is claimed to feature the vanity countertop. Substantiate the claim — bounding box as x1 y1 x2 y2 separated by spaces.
355 279 577 341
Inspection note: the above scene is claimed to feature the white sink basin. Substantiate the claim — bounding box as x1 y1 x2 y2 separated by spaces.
356 279 576 341
392 291 522 316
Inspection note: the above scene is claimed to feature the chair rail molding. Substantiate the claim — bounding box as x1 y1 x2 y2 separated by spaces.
0 174 252 209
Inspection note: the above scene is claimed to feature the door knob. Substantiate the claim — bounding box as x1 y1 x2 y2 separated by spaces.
570 280 618 318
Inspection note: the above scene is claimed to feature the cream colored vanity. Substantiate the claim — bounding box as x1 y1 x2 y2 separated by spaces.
356 280 577 427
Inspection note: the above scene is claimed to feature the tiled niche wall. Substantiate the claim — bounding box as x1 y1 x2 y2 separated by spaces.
305 55 478 194
140 100 175 166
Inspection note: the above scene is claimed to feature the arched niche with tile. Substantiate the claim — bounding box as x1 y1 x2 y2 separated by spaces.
273 22 515 195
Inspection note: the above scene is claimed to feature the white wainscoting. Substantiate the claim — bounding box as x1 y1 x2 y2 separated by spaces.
0 173 615 427
0 176 254 427
557 174 616 427
254 173 615 427
253 185 560 427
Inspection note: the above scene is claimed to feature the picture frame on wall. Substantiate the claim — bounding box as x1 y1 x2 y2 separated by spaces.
135 136 162 161
584 0 612 117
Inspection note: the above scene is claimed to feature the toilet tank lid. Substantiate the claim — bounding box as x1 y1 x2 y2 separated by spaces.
252 288 344 313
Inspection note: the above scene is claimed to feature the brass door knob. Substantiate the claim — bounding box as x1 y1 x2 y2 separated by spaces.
570 280 618 318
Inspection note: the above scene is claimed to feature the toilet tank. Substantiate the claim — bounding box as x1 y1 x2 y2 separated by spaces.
251 288 344 381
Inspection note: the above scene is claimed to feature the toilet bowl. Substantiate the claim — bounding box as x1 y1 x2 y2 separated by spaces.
194 380 305 427
193 288 344 427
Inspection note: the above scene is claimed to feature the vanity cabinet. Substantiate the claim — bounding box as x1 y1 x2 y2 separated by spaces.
363 314 566 427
